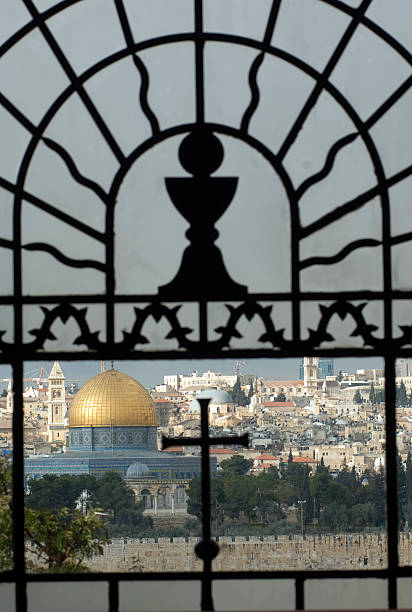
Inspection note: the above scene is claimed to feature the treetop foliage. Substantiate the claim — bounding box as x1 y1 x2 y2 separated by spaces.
0 460 108 573
26 471 151 538
186 454 394 534
218 455 253 477
231 376 249 406
353 389 363 404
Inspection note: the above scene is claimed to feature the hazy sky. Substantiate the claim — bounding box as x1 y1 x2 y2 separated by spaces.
0 357 383 390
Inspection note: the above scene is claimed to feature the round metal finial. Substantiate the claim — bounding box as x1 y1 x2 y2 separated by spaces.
178 128 224 176
195 539 220 561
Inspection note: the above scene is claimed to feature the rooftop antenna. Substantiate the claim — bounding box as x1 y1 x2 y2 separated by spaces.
100 361 106 373
110 360 114 370
234 361 246 376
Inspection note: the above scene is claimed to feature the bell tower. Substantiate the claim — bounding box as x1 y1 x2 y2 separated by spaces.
47 361 66 443
303 357 319 395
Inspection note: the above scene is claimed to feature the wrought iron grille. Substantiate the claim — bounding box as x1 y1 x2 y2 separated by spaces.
1 0 412 610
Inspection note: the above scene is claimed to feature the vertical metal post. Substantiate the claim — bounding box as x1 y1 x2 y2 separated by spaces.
384 355 398 609
199 398 214 611
162 398 248 610
12 361 26 612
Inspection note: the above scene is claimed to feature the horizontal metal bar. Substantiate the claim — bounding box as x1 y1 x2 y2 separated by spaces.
1 290 412 304
1 347 411 364
3 566 411 583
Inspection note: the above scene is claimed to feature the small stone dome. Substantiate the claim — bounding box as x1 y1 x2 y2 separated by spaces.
125 462 150 479
189 388 234 413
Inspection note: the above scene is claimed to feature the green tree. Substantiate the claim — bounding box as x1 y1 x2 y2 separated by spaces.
267 465 279 480
363 468 386 526
404 452 412 526
223 475 257 521
247 378 254 404
397 453 407 526
406 452 412 502
317 456 328 474
90 472 134 517
186 477 225 522
375 388 385 404
254 472 283 523
107 504 152 537
273 479 295 506
397 381 408 407
231 376 248 406
0 460 107 573
336 465 363 506
350 502 378 529
0 460 12 570
323 502 350 531
25 508 108 573
309 470 331 504
219 455 253 477
353 389 363 404
27 472 149 537
26 474 95 512
276 392 287 402
369 382 376 405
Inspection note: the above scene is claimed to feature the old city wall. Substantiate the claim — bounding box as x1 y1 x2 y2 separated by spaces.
87 533 412 572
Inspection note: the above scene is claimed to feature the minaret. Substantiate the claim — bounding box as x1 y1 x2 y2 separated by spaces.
47 361 66 443
6 379 13 412
322 379 328 400
303 357 319 395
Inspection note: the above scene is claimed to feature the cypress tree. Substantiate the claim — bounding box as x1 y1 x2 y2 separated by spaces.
397 453 407 526
406 452 412 503
369 382 376 405
397 381 408 407
231 376 248 406
247 378 254 404
353 389 362 404
317 456 329 474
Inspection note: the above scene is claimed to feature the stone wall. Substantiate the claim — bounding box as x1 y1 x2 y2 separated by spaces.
87 533 412 572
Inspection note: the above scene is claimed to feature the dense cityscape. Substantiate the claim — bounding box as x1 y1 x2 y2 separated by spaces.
2 357 412 572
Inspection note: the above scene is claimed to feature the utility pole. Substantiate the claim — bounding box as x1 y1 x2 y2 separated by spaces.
234 361 246 376
298 499 306 535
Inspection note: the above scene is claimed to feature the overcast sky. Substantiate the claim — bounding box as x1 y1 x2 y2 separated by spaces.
0 357 383 390
0 3 400 392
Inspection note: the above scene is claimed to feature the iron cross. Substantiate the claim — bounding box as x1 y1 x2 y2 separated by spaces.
162 397 248 611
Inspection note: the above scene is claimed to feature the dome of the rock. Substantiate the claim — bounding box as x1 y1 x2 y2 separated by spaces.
69 369 157 427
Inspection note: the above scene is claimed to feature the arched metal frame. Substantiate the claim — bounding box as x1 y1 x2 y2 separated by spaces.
1 0 412 610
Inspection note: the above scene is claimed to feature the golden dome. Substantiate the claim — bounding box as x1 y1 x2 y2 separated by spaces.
69 369 157 427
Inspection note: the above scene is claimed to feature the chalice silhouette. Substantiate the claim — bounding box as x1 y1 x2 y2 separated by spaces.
158 128 247 299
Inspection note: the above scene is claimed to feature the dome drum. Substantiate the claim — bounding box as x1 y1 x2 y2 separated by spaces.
69 426 157 452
